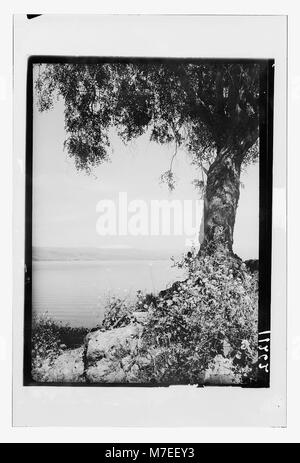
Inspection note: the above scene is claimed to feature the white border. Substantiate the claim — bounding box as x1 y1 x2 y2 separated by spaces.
1 1 299 445
12 14 287 428
0 0 299 445
2 1 299 439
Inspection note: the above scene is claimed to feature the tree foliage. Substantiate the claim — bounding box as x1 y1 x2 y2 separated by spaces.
35 61 261 175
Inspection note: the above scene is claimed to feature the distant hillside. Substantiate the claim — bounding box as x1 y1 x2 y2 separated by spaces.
32 247 181 262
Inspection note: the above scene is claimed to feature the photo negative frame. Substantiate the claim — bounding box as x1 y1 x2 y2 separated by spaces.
24 55 274 388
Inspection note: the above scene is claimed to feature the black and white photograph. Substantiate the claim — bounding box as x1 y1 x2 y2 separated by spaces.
5 9 290 434
24 57 273 387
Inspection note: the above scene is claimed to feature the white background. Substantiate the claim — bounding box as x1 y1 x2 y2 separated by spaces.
0 0 297 442
12 14 286 428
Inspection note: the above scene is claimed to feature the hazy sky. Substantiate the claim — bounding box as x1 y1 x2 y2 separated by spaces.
32 91 259 260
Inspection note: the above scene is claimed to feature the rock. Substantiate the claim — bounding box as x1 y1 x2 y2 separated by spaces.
84 321 145 383
33 347 85 383
87 358 126 383
126 363 140 382
83 311 242 385
85 323 143 361
204 354 236 385
121 355 133 372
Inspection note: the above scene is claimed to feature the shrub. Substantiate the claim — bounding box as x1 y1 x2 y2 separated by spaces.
101 291 151 330
101 296 135 330
140 245 258 384
31 313 88 381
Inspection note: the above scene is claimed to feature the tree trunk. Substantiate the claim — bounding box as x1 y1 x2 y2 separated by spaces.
201 146 242 253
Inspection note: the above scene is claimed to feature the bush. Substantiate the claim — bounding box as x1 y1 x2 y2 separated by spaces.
101 296 135 330
31 313 88 381
140 246 258 384
101 291 151 330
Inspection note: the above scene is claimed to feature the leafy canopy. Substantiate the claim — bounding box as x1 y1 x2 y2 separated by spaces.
35 61 261 175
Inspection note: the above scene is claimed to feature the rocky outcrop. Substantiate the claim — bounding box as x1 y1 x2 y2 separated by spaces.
83 312 150 383
82 315 236 385
35 313 240 384
33 347 85 383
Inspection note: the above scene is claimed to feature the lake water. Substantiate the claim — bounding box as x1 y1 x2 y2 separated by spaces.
32 260 186 327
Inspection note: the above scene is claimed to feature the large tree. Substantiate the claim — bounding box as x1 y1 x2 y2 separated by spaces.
34 60 262 253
